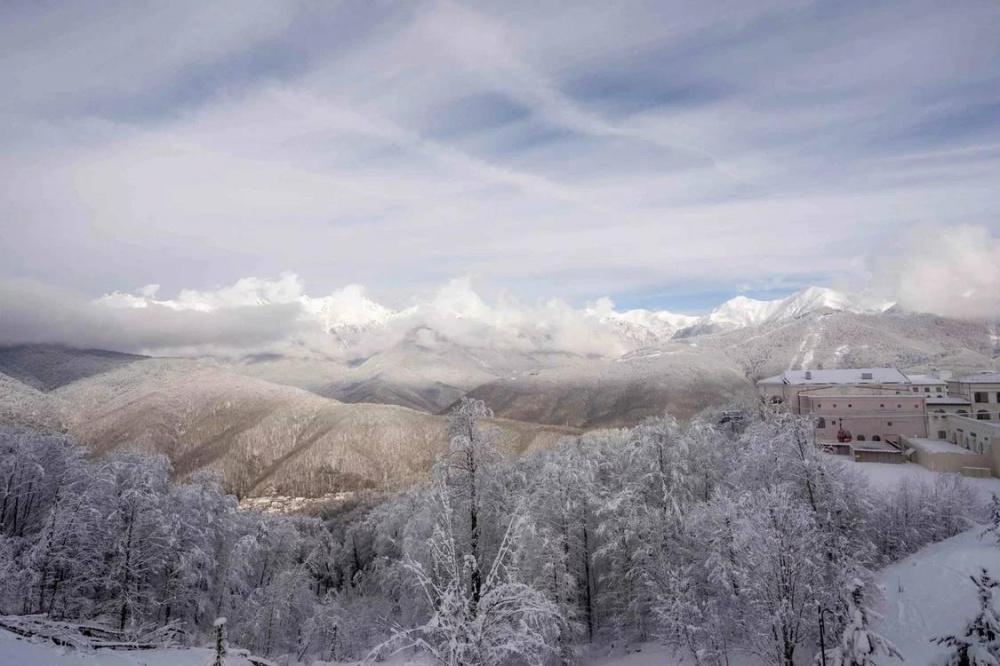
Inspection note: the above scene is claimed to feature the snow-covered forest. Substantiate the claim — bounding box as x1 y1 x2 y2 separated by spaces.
0 400 990 665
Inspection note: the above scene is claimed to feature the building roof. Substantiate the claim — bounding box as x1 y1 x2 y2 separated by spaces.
926 396 971 405
903 373 947 385
951 372 1000 384
800 386 915 397
761 368 908 386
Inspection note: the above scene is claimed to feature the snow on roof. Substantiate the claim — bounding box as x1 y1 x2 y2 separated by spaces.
904 437 980 455
903 373 946 385
800 386 912 397
776 368 908 385
951 372 1000 384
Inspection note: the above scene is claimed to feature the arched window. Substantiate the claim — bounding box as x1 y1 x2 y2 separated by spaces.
871 435 881 442
856 434 866 441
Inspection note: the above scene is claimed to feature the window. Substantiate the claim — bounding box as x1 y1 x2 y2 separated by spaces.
924 387 930 393
872 435 881 441
816 417 826 429
975 392 989 403
887 421 893 427
847 404 852 408
897 404 902 408
977 410 991 421
880 403 885 408
958 409 969 416
937 431 947 439
856 435 866 441
912 387 919 393
996 392 1000 402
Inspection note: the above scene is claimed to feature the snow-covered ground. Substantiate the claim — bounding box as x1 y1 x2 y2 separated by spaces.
581 643 763 666
870 526 1000 664
0 632 255 666
833 457 1000 504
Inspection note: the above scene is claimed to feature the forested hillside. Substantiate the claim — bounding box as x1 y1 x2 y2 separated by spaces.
1 401 989 664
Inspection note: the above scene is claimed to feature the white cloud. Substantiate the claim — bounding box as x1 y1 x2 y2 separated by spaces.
1 1 998 303
2 224 998 364
871 225 1000 320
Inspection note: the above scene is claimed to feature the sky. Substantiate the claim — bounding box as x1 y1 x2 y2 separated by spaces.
1 0 999 324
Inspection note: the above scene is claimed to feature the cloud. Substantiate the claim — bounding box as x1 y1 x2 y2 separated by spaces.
0 275 629 358
1 1 998 306
0 279 303 356
870 225 1000 320
2 229 998 365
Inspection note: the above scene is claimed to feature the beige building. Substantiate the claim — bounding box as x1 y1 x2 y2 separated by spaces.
757 366 1000 477
799 387 927 443
903 416 1000 477
903 374 948 397
947 372 1000 422
757 368 912 414
926 396 972 439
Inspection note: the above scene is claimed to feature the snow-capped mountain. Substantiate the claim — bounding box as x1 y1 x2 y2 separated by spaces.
682 287 890 335
593 308 699 347
94 278 902 356
299 286 400 341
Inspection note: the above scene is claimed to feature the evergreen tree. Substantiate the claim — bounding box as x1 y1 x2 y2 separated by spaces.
934 569 1000 666
816 578 901 665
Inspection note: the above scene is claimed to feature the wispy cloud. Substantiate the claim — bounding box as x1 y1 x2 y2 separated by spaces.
1 0 998 308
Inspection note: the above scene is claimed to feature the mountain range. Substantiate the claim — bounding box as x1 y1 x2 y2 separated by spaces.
1 285 996 499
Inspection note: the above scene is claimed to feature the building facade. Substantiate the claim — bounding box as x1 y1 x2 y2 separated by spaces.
947 372 1000 422
799 387 927 443
757 367 1000 477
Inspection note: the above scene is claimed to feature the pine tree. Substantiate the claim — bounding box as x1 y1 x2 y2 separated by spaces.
816 578 901 665
934 569 1000 665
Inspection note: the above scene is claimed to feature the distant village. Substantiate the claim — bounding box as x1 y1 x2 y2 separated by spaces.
758 368 1000 477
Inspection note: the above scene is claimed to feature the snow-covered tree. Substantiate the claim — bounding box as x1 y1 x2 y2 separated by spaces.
983 494 1000 547
442 398 501 612
934 569 1000 665
816 578 901 665
370 478 560 666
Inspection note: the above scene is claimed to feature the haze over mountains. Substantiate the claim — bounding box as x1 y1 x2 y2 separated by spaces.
1 281 997 499
95 274 893 356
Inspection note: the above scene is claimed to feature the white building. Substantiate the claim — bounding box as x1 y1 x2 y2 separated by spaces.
947 372 1000 422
